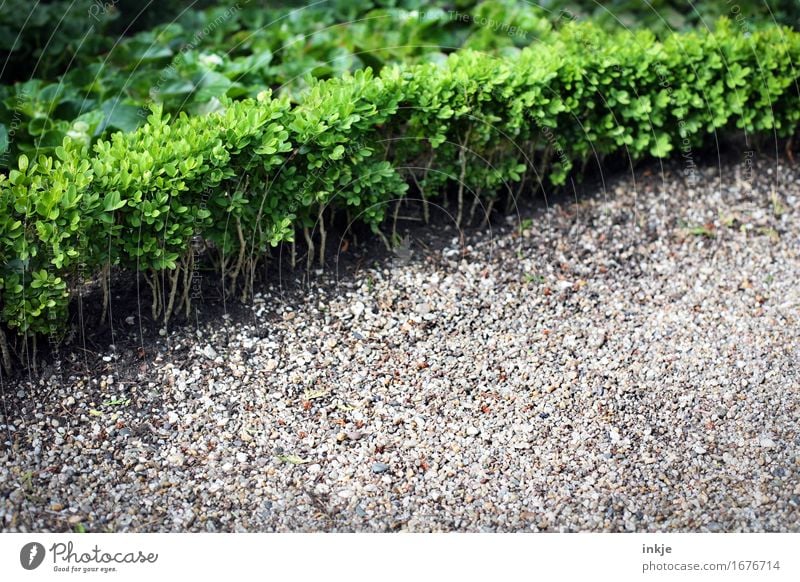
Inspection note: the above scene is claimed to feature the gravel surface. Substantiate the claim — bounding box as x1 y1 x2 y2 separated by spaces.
1 155 799 532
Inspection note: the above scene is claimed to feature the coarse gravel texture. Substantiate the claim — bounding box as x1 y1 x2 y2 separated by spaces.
1 155 799 532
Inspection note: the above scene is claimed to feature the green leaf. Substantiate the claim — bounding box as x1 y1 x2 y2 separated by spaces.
195 71 233 103
649 134 673 158
137 45 173 62
103 191 126 212
27 116 52 137
277 454 310 465
101 100 145 133
330 145 346 160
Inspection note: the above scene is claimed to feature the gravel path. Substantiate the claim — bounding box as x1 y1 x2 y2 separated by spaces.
1 155 799 532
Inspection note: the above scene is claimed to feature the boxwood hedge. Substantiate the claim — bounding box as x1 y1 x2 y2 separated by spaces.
1 18 799 370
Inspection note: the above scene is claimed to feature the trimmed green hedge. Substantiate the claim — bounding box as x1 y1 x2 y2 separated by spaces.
1 18 799 369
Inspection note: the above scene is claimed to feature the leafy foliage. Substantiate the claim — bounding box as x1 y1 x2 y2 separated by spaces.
1 18 799 354
0 0 226 84
8 0 792 169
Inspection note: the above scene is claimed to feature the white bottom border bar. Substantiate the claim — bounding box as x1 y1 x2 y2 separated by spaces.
1 533 797 581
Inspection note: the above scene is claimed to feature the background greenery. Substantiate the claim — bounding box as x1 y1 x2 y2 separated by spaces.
2 1 796 168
